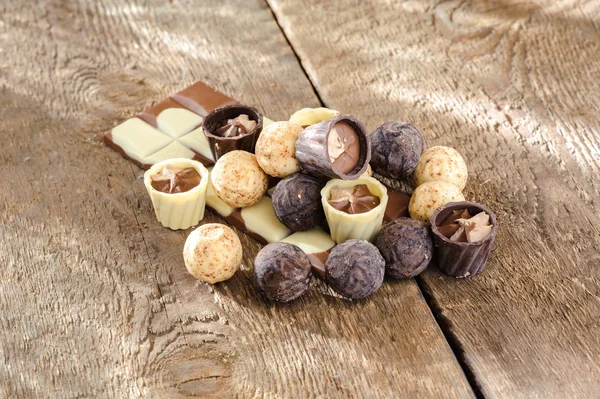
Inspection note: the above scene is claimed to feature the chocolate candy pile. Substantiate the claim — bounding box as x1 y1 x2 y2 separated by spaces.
104 81 498 302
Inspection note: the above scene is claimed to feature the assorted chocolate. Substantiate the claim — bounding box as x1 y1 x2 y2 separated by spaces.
375 218 433 279
202 104 263 160
183 223 242 284
272 173 325 231
255 121 303 178
296 114 371 179
143 158 209 230
370 122 424 179
431 202 498 278
254 242 312 302
321 176 388 244
104 80 500 302
210 150 268 208
325 240 385 300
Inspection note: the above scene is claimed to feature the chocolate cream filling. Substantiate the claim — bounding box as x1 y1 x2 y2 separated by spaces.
437 208 493 243
327 184 381 214
150 165 201 194
327 122 360 174
214 114 257 137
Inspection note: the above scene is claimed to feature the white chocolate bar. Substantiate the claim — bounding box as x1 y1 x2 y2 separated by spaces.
156 108 203 138
241 196 291 243
281 228 335 255
111 118 173 163
179 126 214 161
143 141 196 165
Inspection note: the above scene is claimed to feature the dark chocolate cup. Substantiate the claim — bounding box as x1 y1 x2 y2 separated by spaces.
296 114 371 180
202 104 263 160
430 201 498 278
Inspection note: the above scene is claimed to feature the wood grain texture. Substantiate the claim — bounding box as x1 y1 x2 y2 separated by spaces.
267 0 600 397
0 0 474 397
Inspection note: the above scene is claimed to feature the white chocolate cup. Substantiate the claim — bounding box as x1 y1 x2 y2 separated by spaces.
321 176 388 243
144 158 209 230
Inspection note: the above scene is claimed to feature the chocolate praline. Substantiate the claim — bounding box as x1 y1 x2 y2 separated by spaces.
202 104 263 160
374 217 433 278
272 173 325 231
254 242 312 302
296 114 371 180
370 122 424 179
430 201 498 278
325 239 385 300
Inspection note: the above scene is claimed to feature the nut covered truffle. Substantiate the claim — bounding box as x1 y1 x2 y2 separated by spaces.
375 218 433 278
414 146 468 190
325 239 385 300
409 181 465 223
254 242 312 302
272 173 325 231
183 223 242 284
255 121 303 177
370 122 425 179
211 150 268 208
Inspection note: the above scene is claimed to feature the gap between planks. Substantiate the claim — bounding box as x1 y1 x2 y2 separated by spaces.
262 0 486 396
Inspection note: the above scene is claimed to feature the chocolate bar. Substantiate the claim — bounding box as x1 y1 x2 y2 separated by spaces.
104 82 239 170
104 81 412 249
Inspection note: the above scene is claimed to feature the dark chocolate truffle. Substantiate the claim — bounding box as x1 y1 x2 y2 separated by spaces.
272 173 325 231
375 218 433 278
325 240 385 299
254 242 311 302
370 122 424 179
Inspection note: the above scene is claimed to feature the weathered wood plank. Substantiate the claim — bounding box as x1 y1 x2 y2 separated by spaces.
267 0 600 397
0 0 474 397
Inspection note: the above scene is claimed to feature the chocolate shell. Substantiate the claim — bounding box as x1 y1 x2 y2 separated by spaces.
272 173 325 231
202 104 263 160
296 114 371 180
430 201 498 278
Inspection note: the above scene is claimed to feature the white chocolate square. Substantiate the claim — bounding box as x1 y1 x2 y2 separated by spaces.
156 108 204 138
241 197 291 243
179 127 214 161
281 229 335 254
205 169 235 217
143 141 196 165
263 117 276 128
111 118 173 160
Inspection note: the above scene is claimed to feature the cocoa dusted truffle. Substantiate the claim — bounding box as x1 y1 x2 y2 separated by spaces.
272 173 325 231
375 218 433 278
370 122 424 179
254 242 312 302
325 240 385 300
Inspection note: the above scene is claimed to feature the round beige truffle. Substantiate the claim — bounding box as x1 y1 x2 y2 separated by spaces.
409 181 465 223
414 146 468 190
255 121 303 177
211 150 268 208
183 223 243 284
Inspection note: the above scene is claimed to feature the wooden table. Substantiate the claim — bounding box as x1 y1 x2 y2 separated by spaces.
2 0 599 397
